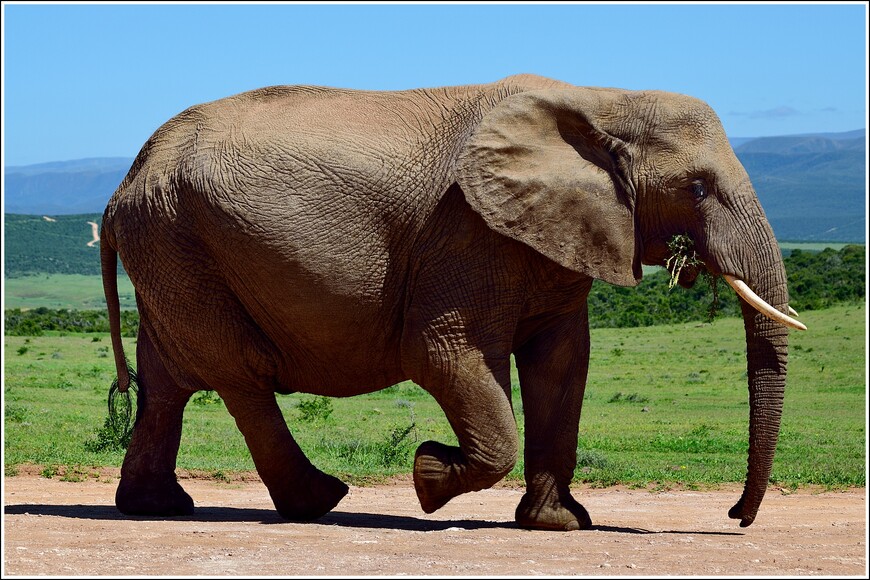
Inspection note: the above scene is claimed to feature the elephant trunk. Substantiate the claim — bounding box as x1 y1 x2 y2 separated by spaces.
727 258 791 527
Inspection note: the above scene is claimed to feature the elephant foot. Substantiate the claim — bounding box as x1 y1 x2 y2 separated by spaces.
271 469 349 521
515 488 592 531
413 440 465 513
115 474 195 517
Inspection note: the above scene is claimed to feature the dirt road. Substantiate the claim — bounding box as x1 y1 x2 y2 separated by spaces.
86 221 100 247
3 472 866 576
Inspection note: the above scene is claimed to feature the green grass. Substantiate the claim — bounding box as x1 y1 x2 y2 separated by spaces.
3 304 865 489
778 241 853 256
4 274 137 310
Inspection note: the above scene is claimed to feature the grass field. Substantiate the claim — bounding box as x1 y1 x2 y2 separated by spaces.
4 303 865 489
4 274 137 310
778 241 853 252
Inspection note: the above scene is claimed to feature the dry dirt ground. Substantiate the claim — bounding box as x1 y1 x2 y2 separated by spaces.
3 470 866 577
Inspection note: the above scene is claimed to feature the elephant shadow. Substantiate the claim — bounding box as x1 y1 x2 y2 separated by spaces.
3 504 741 535
4 503 508 530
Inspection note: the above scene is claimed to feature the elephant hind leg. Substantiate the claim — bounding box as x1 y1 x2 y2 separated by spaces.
220 388 348 520
115 325 194 516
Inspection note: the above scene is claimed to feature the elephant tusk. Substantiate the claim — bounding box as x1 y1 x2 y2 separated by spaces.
788 306 800 317
723 274 807 331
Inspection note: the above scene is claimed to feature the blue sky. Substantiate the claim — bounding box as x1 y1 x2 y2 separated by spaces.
2 2 867 166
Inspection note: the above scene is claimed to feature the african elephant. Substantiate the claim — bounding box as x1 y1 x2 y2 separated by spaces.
101 73 804 531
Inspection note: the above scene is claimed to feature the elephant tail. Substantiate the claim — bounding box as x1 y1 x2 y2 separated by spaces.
100 223 139 443
100 222 138 395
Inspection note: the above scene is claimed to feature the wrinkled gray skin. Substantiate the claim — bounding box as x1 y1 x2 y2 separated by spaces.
102 74 791 530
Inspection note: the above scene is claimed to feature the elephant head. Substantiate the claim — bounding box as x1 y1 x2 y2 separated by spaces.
456 86 805 526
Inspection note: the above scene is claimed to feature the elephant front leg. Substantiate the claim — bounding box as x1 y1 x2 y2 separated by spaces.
412 354 518 514
514 308 592 531
221 389 348 521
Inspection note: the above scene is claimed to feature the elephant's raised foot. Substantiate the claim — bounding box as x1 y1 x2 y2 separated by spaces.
115 474 195 517
272 470 349 521
515 491 592 531
413 440 465 513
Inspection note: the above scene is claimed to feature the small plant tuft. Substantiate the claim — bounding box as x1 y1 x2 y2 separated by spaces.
40 465 59 479
576 448 609 470
296 396 334 423
686 372 705 384
5 404 29 423
211 470 231 483
376 422 418 467
61 466 87 482
193 390 223 406
85 415 134 452
608 392 649 404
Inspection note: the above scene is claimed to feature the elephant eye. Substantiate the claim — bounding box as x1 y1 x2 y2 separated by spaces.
691 179 708 201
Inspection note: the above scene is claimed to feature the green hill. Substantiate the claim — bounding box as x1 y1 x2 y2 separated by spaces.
4 214 105 277
733 130 865 243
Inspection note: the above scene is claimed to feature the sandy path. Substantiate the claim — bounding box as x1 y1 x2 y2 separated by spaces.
3 473 866 576
86 221 99 247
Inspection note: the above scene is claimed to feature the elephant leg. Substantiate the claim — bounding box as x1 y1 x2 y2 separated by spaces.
513 308 592 531
412 354 518 514
219 389 348 521
116 326 195 516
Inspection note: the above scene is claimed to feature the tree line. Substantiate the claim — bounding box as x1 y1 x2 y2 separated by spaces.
4 245 865 336
588 245 864 328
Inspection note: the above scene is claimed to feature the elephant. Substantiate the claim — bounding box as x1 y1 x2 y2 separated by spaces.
100 73 805 531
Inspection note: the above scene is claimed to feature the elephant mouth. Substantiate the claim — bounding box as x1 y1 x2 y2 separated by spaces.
663 234 706 290
674 264 701 288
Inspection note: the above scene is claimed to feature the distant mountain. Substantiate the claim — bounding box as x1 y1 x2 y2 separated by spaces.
733 129 866 242
4 157 133 176
4 157 132 215
735 130 864 155
2 130 866 242
730 128 865 150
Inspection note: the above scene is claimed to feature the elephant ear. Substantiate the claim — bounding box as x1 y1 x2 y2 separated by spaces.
455 88 642 287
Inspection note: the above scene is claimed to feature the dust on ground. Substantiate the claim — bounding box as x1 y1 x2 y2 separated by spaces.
3 469 866 576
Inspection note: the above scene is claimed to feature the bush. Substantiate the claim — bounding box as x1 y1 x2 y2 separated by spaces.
296 397 334 423
588 245 864 328
4 307 138 336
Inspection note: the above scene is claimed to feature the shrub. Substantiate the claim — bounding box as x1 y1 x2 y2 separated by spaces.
296 396 334 423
